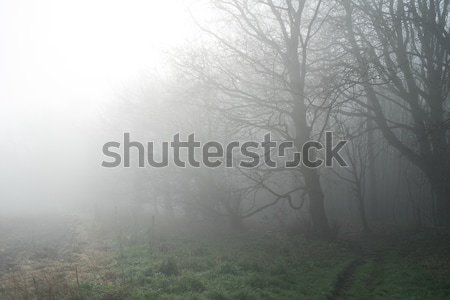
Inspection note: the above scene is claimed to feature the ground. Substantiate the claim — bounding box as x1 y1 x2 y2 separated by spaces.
1 216 450 300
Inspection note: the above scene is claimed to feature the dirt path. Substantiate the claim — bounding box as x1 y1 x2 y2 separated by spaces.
328 257 365 300
328 240 382 300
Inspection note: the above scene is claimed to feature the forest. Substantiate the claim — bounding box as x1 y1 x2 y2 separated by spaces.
0 0 449 299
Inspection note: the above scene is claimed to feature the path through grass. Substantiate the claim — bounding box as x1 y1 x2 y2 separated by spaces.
2 230 450 299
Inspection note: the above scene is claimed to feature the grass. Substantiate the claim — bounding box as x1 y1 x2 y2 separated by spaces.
345 233 450 300
1 230 450 299
346 256 450 299
78 233 354 300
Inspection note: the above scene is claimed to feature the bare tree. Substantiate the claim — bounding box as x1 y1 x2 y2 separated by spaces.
340 0 450 225
176 0 336 238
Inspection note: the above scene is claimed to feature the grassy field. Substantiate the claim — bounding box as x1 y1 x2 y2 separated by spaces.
1 229 450 300
91 234 353 300
344 233 450 300
71 232 450 300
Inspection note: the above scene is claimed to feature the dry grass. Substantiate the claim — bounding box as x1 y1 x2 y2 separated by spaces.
0 214 118 300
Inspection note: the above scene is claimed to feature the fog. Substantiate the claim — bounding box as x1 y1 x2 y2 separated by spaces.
0 0 205 213
0 1 449 299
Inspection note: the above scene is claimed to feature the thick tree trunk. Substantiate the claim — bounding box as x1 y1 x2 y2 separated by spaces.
434 193 450 227
302 168 332 238
291 96 332 239
283 15 332 238
429 171 450 227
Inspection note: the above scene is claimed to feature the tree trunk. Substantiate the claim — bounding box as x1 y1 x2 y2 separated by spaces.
356 189 370 235
292 100 332 239
430 171 450 227
302 168 332 239
366 119 378 220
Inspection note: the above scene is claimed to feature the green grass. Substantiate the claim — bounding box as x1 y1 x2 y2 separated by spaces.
78 233 354 300
345 235 450 300
13 231 448 300
346 255 450 300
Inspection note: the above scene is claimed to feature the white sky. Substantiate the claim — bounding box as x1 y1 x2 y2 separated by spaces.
0 0 201 121
0 0 209 212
